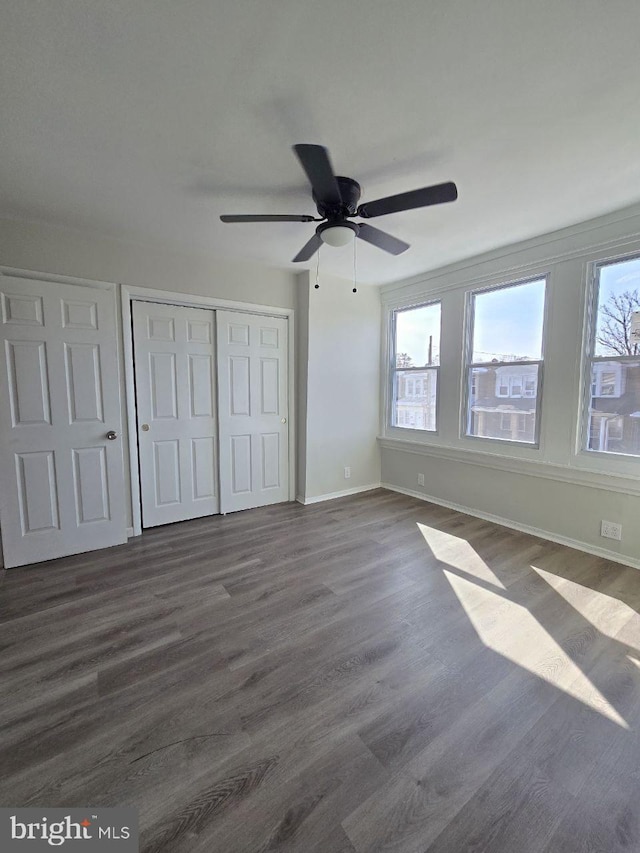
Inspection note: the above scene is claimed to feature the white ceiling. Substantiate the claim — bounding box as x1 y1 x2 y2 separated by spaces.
2 1 640 284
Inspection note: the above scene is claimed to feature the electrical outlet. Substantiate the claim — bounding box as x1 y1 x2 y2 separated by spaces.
344 466 351 479
601 520 622 541
417 473 425 486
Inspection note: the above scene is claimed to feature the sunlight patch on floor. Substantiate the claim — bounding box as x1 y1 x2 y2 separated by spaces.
530 564 640 653
417 523 506 589
443 569 629 729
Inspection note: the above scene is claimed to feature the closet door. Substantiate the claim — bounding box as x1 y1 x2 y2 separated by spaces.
0 273 127 568
133 301 219 527
216 311 289 513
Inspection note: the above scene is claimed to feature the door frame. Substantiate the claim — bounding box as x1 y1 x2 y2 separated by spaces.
0 266 123 569
121 285 295 536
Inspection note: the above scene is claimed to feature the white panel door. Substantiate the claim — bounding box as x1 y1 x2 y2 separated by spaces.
133 301 219 527
0 273 127 568
216 311 289 513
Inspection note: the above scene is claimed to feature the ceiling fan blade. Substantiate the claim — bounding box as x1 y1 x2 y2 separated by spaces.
357 181 458 219
357 223 409 255
293 144 342 208
292 233 323 263
220 214 316 223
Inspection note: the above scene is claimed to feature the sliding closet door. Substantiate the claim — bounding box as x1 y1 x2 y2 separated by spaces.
216 311 289 513
133 301 219 527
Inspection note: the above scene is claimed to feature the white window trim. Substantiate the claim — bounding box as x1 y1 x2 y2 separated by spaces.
579 252 640 462
463 276 548 448
388 300 441 434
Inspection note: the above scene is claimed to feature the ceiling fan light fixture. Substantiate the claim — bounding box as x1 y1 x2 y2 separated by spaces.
220 144 458 263
318 221 358 247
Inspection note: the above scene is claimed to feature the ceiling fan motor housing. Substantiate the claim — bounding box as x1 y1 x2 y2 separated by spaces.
313 176 361 218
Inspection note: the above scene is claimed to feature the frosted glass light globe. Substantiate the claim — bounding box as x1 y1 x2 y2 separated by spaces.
320 225 356 247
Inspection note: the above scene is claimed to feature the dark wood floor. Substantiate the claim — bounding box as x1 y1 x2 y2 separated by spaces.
1 489 639 852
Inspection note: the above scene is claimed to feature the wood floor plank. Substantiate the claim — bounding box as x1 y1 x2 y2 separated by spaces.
1 489 639 852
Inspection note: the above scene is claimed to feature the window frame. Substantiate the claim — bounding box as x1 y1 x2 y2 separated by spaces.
462 275 548 448
389 299 441 435
581 253 640 459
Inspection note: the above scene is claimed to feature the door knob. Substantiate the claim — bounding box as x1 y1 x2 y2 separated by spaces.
281 418 287 424
141 423 150 432
106 430 118 440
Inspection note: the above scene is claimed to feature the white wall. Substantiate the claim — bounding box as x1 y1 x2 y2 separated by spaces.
296 273 310 498
0 217 296 308
297 270 381 501
379 202 640 568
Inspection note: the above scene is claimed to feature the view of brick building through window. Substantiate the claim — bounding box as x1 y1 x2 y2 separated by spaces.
588 255 640 455
466 278 546 444
394 365 438 430
392 301 441 431
588 360 640 453
468 360 539 442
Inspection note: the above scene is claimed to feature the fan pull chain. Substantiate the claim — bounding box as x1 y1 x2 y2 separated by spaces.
352 235 358 293
315 247 320 290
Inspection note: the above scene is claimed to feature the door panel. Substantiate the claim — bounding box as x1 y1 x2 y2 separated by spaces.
65 343 103 422
187 318 211 343
230 434 252 494
15 451 59 533
72 446 109 523
191 437 216 499
0 273 127 568
229 356 250 414
61 298 98 330
154 440 181 505
217 311 289 513
188 355 214 417
1 292 44 325
133 301 219 527
150 353 178 419
261 433 281 489
6 340 52 425
260 358 279 413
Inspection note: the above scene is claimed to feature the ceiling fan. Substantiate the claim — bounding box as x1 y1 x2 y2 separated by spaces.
220 144 458 262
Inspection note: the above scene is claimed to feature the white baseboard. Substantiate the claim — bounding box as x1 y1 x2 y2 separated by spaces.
381 482 640 572
296 483 381 506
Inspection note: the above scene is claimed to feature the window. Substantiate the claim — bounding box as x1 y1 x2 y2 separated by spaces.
391 302 441 431
494 372 537 398
585 254 640 456
465 277 546 444
591 362 623 398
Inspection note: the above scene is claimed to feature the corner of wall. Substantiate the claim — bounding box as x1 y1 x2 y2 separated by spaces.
295 271 311 499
